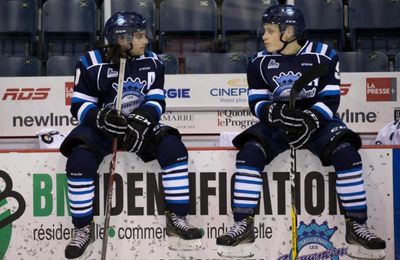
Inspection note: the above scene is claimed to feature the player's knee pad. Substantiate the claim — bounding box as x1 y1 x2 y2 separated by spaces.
155 135 188 168
66 147 99 179
330 142 362 171
236 140 267 170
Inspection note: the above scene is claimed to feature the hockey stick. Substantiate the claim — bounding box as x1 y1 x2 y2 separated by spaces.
101 58 126 260
288 64 329 260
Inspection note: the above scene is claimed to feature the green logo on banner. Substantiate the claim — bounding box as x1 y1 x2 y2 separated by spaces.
0 196 12 259
0 170 26 259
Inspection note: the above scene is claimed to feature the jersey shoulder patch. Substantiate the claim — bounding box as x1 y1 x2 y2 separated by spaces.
144 51 160 60
301 41 337 60
79 49 105 69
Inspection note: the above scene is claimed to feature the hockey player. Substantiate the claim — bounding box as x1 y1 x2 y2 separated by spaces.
216 4 386 259
60 11 203 259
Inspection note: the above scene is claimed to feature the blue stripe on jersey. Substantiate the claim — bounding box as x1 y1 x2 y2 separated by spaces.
94 50 103 63
329 49 337 59
316 43 323 53
312 105 333 120
248 94 269 102
80 103 96 123
72 97 93 103
317 90 340 98
145 94 165 101
80 56 89 69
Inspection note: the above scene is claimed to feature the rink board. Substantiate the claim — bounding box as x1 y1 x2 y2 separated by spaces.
0 72 399 136
0 148 398 260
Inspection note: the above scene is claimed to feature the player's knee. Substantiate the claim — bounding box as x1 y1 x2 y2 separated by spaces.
66 147 99 179
155 135 188 168
330 142 362 171
236 140 267 170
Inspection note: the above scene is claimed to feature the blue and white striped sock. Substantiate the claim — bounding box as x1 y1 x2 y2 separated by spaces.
162 161 189 216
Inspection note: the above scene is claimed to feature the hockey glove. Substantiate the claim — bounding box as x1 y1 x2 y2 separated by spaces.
123 108 156 153
96 108 128 140
266 103 303 129
287 109 321 149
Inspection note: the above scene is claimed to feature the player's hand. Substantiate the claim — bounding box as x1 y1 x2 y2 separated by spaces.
287 109 320 149
123 108 156 153
266 103 303 129
96 108 127 140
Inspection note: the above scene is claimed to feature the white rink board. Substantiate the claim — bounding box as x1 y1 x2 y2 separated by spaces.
0 149 395 260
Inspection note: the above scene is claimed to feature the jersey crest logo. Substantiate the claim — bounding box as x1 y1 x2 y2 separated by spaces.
107 68 118 78
267 59 280 69
108 77 147 115
271 71 301 101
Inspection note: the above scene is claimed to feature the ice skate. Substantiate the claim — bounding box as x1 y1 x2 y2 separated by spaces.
65 222 95 259
216 216 255 258
166 211 204 251
346 219 386 259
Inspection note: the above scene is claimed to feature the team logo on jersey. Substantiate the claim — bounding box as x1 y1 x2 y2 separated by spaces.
107 77 147 115
272 71 317 101
107 68 118 78
272 71 301 101
268 59 280 69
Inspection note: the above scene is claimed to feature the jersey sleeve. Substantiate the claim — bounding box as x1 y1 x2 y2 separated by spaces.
247 57 273 122
311 50 341 122
141 55 166 122
70 54 101 127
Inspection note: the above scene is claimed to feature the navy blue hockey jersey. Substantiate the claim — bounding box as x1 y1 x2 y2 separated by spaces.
247 40 341 123
70 50 165 126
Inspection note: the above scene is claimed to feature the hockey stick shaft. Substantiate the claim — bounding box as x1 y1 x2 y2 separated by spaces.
101 58 126 260
289 64 329 260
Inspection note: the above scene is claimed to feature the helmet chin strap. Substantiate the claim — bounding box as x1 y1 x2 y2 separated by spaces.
276 32 297 54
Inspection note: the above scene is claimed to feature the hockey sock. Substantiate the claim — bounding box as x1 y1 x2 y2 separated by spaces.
66 147 98 228
331 142 367 224
233 141 265 221
156 135 190 216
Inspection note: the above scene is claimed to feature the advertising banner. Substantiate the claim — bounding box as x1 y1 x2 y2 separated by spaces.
0 149 396 259
0 73 399 136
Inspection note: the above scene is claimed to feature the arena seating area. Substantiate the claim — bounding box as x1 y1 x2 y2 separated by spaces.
0 0 399 75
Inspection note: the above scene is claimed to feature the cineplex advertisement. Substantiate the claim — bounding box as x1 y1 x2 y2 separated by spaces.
0 149 398 259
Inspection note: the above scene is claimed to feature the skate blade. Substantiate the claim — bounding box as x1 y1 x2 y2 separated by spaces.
347 244 385 259
168 236 202 251
217 244 254 258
